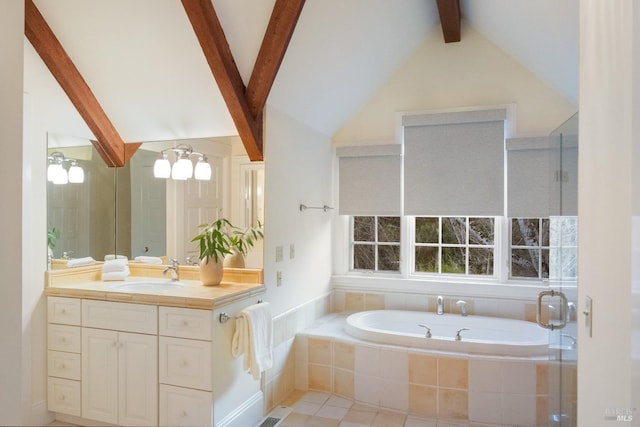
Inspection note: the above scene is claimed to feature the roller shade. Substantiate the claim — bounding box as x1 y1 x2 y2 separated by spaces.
507 136 578 217
403 109 506 216
337 144 402 216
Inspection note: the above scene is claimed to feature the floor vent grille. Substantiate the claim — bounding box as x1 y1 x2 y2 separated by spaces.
258 416 281 427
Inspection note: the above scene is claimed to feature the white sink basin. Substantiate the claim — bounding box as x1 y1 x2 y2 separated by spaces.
110 281 187 292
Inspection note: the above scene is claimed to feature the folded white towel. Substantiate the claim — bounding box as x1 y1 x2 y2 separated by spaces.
231 302 273 380
102 258 129 273
134 256 163 265
104 254 128 261
102 269 130 281
67 257 96 268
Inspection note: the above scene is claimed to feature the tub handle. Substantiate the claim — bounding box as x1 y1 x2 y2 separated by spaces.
455 328 469 341
418 324 432 338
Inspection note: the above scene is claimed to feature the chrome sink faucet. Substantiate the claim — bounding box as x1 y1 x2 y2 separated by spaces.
163 258 180 282
456 300 467 317
437 296 444 315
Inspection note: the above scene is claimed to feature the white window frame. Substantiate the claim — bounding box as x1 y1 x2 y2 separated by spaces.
349 215 403 274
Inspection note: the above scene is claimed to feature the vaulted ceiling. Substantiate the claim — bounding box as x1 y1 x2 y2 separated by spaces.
24 0 578 162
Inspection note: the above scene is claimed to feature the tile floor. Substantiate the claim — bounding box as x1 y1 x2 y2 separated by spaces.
273 390 467 427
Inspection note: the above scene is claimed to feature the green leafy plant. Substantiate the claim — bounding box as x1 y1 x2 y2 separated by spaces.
227 221 264 256
47 227 60 248
191 219 233 263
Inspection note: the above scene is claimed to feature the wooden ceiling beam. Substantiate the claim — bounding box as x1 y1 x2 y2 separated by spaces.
246 0 305 118
24 0 135 167
181 0 264 161
436 0 461 43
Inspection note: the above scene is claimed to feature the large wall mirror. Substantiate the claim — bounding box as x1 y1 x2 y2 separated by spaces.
47 133 264 269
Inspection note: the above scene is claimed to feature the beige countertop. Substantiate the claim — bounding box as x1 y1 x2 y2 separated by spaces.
44 263 265 310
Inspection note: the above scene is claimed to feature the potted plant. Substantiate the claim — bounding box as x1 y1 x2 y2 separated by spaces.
191 218 233 285
224 221 264 268
47 227 60 257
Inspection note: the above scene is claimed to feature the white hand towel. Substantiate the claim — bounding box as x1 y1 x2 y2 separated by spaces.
104 254 128 261
134 256 163 265
66 257 96 268
231 302 273 380
102 258 129 273
102 268 130 281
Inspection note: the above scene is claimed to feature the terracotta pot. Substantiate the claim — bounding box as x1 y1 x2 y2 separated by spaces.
223 250 245 268
200 257 224 286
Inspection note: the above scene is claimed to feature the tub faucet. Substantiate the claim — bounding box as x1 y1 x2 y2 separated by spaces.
437 296 444 315
456 300 467 317
163 258 180 282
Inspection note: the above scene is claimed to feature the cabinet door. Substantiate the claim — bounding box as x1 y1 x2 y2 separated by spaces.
82 328 118 424
118 332 158 426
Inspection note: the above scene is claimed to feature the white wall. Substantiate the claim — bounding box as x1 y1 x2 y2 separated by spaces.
0 1 25 424
334 22 576 146
578 1 633 424
262 106 333 316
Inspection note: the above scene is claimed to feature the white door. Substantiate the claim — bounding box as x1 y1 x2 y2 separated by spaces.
118 332 158 426
82 328 118 424
170 155 224 262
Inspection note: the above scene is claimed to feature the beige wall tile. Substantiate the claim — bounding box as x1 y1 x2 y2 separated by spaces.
308 338 332 365
308 364 332 392
345 292 365 311
365 293 385 310
536 363 548 395
438 388 468 420
334 341 355 371
536 395 548 426
408 384 437 418
438 357 468 389
409 353 437 385
334 368 354 399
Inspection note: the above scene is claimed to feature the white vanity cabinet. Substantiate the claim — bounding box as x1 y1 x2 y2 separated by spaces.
47 297 82 417
158 306 213 427
81 300 158 426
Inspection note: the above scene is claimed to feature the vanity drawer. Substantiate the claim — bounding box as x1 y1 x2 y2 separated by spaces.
48 350 81 380
159 336 212 391
48 377 81 417
48 324 81 353
159 384 212 427
82 299 157 334
159 306 212 340
48 297 81 326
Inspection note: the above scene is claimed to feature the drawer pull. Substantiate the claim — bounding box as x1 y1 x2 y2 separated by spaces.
59 394 66 401
181 410 188 418
180 360 188 368
60 363 66 369
60 309 67 314
182 320 189 326
59 337 66 343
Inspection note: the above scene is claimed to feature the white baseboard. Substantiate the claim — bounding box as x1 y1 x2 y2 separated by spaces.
216 391 264 427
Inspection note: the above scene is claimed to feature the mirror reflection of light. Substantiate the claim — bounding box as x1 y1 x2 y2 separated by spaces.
194 156 212 180
153 154 171 178
171 155 193 180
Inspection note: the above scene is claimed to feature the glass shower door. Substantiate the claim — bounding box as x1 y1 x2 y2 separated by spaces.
540 113 579 427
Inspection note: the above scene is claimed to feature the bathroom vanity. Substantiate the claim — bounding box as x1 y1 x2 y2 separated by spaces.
45 264 265 427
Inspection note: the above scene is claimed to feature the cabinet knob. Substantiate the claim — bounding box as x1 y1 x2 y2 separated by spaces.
182 320 189 326
181 410 188 418
60 337 66 343
60 309 67 314
59 394 65 401
181 360 188 368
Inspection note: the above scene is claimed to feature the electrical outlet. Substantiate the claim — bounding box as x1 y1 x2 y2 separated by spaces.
275 245 283 262
289 244 295 259
276 271 282 287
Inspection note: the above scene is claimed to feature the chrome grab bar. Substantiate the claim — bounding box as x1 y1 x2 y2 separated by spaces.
537 289 568 330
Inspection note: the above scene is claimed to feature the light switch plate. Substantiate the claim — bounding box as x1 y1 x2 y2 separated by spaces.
275 246 283 262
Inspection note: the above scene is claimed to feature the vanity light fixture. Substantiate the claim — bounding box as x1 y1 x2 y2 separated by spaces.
153 144 211 181
47 152 85 184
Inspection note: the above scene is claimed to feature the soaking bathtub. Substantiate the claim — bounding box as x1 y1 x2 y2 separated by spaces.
344 309 549 357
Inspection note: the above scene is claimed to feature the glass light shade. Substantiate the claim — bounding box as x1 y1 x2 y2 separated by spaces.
47 163 61 182
194 158 211 180
68 165 85 183
52 167 68 185
153 157 171 178
171 155 193 180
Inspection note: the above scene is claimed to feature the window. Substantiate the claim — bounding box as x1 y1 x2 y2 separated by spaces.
510 218 550 279
414 217 495 276
351 216 400 272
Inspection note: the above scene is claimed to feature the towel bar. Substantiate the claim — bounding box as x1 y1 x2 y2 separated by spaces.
219 299 263 323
